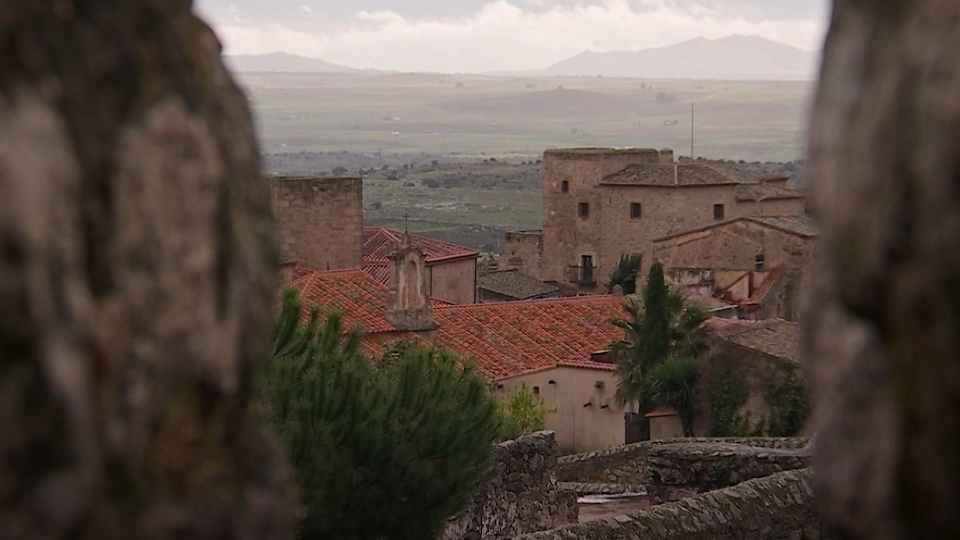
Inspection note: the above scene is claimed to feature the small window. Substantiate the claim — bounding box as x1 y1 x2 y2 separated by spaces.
561 181 569 193
578 202 590 219
755 249 765 271
713 204 725 220
533 386 540 396
579 255 595 284
630 202 642 219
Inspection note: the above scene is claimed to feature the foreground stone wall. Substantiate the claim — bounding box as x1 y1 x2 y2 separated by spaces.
557 438 807 485
441 431 578 540
646 442 810 504
519 469 826 540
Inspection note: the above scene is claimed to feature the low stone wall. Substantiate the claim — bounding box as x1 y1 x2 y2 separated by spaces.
441 431 578 540
556 437 807 485
646 442 810 504
558 483 646 496
518 469 827 540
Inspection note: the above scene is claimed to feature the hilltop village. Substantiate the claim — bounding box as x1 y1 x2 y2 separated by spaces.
270 146 815 455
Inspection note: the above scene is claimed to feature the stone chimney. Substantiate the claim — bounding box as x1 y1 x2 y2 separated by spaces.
278 255 297 283
659 148 675 164
385 232 435 331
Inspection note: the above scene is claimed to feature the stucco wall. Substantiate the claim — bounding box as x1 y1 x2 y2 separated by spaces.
439 431 578 540
499 367 626 453
517 469 826 540
268 176 362 270
429 257 477 305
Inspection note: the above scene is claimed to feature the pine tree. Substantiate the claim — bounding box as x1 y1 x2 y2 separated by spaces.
260 290 501 540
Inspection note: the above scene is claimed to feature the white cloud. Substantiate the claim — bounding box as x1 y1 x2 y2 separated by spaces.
301 5 313 14
207 0 828 72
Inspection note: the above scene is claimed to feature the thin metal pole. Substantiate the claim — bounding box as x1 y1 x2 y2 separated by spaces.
690 102 695 159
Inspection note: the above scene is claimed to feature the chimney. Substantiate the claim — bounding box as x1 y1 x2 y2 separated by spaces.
278 255 297 283
659 148 675 164
385 232 436 331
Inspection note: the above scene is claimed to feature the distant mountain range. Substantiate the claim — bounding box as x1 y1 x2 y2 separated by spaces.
223 52 364 74
539 35 819 80
224 35 819 80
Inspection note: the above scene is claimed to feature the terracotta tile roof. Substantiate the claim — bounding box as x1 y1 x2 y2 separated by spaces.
290 268 448 335
362 264 390 286
600 162 741 187
645 407 679 418
432 295 625 380
709 318 800 362
734 182 806 202
289 269 627 380
653 214 817 243
746 215 818 238
479 269 560 300
363 228 478 264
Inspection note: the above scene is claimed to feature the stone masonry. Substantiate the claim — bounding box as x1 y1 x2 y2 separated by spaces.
524 147 806 291
645 442 811 504
268 176 362 270
556 437 808 486
440 431 578 540
518 469 827 540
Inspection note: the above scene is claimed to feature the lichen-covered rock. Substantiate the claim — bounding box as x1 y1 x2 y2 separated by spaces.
0 2 294 539
518 469 824 540
440 432 577 540
645 443 810 504
556 438 808 485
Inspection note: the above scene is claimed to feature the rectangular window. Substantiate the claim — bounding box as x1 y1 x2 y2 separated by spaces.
630 202 642 219
561 180 569 193
578 202 590 219
580 255 595 284
713 204 725 220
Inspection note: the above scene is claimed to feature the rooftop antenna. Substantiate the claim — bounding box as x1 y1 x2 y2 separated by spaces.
402 212 409 233
690 102 695 160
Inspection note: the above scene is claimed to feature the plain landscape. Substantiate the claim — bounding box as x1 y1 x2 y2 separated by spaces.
236 36 815 251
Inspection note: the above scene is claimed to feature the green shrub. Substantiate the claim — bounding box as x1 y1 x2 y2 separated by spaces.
707 370 751 437
497 384 549 441
765 361 810 437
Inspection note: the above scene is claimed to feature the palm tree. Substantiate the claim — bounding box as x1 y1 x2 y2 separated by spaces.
610 262 709 437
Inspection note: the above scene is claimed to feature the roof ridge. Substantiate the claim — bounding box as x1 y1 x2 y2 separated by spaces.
433 294 619 311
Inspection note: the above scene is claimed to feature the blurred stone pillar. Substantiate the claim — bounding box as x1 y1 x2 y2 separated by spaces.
806 1 960 538
0 2 294 539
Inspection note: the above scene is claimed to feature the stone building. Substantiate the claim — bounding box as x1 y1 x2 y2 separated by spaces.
653 215 817 321
363 227 479 305
503 148 806 291
289 236 632 453
268 175 363 271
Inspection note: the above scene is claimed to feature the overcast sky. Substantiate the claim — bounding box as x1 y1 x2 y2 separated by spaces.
193 0 831 72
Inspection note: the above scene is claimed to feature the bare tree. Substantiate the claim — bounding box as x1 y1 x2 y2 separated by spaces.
0 2 294 539
806 1 960 538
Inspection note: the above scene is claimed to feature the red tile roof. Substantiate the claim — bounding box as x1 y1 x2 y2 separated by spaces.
362 264 391 286
289 268 627 380
363 228 478 264
432 296 625 380
290 269 448 335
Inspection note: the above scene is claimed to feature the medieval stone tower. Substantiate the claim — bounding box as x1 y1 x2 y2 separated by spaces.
268 175 363 270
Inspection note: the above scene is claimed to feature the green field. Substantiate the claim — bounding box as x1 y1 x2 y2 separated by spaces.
247 71 812 250
239 72 814 163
